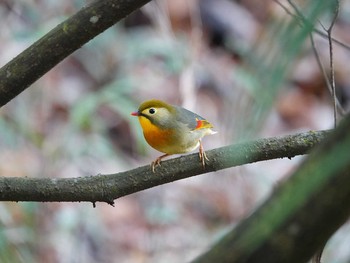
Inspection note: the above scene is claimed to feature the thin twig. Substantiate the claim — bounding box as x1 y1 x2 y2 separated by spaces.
274 0 298 19
326 0 340 128
312 2 340 262
309 33 345 115
276 0 350 52
285 0 343 124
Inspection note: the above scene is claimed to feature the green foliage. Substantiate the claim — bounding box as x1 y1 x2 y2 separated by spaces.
235 1 336 139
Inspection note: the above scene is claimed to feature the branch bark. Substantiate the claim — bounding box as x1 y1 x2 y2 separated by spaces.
191 114 350 263
0 0 152 107
0 130 327 205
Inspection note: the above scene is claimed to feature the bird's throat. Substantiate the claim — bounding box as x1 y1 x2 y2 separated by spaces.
138 116 173 153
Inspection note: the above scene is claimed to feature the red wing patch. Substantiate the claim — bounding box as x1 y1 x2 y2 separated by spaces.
195 118 203 129
195 118 213 130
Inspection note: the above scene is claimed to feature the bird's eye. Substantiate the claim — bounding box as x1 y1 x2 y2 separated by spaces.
149 108 156 114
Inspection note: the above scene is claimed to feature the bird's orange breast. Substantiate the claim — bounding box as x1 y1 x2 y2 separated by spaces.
138 116 174 153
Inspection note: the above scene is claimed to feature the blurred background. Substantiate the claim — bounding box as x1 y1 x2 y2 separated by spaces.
0 0 350 262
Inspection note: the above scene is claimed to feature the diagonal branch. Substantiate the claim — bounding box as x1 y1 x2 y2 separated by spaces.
0 130 328 205
191 114 350 263
0 0 152 107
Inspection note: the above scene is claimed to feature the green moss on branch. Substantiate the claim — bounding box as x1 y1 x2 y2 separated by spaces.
0 130 327 203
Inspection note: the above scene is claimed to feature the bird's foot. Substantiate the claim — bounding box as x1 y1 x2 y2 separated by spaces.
199 141 209 169
151 153 170 173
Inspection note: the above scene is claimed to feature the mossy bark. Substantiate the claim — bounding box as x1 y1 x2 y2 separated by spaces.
0 130 327 204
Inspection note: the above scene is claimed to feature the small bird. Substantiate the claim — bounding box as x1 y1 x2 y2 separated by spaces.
131 99 217 172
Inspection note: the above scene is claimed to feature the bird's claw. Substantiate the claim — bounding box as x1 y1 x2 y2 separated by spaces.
151 158 161 173
199 141 209 169
151 153 170 173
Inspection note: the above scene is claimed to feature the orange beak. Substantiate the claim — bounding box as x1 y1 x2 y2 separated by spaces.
131 111 139 116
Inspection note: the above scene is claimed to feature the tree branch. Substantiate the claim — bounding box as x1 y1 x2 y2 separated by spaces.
0 130 328 204
191 114 350 263
0 0 152 107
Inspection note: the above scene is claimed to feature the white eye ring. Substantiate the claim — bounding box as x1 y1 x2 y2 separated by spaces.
149 108 156 114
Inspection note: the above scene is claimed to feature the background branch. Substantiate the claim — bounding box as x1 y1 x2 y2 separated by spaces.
281 0 350 51
310 33 345 115
326 0 339 127
0 0 151 107
0 130 327 204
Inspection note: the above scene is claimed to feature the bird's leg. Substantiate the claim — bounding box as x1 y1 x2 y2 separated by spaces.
199 140 209 168
151 153 171 172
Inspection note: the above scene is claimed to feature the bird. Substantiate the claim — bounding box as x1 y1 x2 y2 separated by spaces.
131 99 217 172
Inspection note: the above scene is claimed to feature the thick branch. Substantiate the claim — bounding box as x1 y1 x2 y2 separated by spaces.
191 115 350 263
0 0 151 107
0 130 327 204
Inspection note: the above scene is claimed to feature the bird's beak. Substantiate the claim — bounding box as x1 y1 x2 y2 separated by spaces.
131 111 139 116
